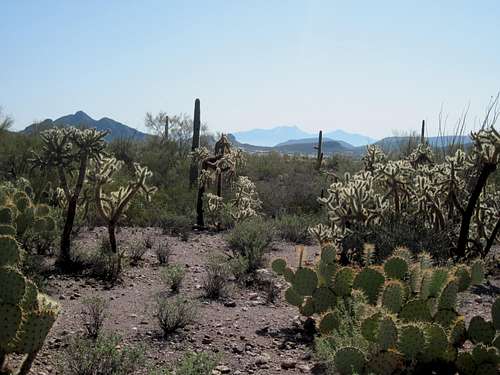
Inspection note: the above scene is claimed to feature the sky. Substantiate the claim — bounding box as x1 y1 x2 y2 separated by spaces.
1 0 499 139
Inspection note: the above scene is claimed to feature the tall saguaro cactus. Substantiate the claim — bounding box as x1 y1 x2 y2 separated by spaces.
189 98 201 188
314 130 323 170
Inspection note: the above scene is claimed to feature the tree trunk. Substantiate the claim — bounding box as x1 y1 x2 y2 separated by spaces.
108 222 117 253
17 351 38 375
196 184 205 227
0 351 6 372
455 163 497 258
59 196 78 266
484 218 500 258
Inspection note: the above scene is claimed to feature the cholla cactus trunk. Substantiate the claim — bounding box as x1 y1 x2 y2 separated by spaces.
196 183 205 227
456 161 497 257
189 98 201 188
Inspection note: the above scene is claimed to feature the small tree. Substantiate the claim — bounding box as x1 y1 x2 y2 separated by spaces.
31 127 107 266
90 157 156 253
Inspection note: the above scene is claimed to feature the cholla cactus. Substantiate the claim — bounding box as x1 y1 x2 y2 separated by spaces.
90 157 157 253
0 219 60 374
319 126 500 260
31 127 107 266
273 244 498 374
228 176 261 223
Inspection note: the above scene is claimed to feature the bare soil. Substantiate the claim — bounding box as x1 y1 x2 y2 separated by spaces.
17 228 500 375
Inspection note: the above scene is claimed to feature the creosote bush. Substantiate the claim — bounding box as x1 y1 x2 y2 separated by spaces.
87 237 124 283
276 214 317 244
80 295 108 340
226 217 275 273
127 238 148 266
202 254 232 299
58 333 144 375
161 264 186 293
155 242 173 265
155 296 197 336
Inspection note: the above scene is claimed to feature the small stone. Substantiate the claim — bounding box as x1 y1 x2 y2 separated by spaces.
215 365 231 374
281 360 297 369
224 301 236 308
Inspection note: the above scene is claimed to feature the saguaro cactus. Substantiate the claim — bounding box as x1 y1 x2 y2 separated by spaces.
189 98 201 188
314 130 323 170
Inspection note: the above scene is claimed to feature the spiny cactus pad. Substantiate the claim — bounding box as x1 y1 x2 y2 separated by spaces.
312 287 336 314
353 267 385 305
383 256 408 280
397 324 425 359
422 323 448 362
292 267 318 296
333 267 355 297
334 347 366 375
382 281 405 313
0 267 27 304
400 299 432 322
468 316 495 345
377 316 398 350
0 303 22 348
271 258 286 275
318 312 340 335
361 312 381 342
470 260 485 285
284 287 303 307
367 350 404 375
450 317 467 346
454 265 472 292
456 352 476 375
0 235 21 266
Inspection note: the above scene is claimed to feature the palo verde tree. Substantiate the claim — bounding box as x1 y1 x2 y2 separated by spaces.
31 127 107 266
89 157 157 253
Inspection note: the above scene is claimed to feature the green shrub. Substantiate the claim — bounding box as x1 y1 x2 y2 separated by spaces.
158 213 192 241
80 295 108 340
226 217 274 273
202 255 232 299
161 264 186 293
87 238 124 283
155 296 197 336
58 334 144 375
155 242 173 265
276 214 317 244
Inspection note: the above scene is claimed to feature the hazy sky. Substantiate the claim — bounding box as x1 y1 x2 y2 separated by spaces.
1 1 499 138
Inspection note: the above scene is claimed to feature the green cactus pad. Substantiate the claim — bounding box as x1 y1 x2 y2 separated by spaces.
0 225 16 236
398 324 425 359
409 264 422 295
367 350 404 375
333 267 355 297
400 299 432 322
438 280 458 311
392 246 413 262
14 193 31 212
377 316 398 350
334 347 366 375
454 265 472 292
470 260 485 285
0 207 13 225
292 267 318 296
456 352 476 375
283 267 294 283
361 312 381 342
0 235 21 266
15 310 58 353
284 287 304 307
422 323 448 362
491 297 500 330
16 208 35 235
312 287 336 314
471 344 499 366
383 256 408 280
0 303 22 349
317 261 337 287
434 309 458 329
0 267 26 304
468 316 495 345
428 268 449 298
21 280 39 311
271 259 286 275
320 245 336 264
450 316 467 346
382 281 405 313
353 267 385 305
299 297 315 317
318 312 340 335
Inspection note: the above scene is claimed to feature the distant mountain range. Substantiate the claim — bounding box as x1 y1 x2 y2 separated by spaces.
232 125 375 147
21 111 148 141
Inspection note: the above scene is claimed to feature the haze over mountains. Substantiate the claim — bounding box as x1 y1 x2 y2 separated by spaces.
232 125 375 147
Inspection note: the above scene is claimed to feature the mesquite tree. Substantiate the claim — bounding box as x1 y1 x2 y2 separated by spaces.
31 127 107 266
89 157 156 253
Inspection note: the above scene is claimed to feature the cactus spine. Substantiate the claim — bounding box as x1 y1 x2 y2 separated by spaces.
189 98 201 188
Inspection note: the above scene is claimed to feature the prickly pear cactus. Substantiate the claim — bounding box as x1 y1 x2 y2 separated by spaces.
0 233 60 374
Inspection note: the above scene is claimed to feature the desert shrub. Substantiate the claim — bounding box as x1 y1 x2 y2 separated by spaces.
341 213 453 265
155 242 173 265
202 255 231 299
172 352 219 375
276 214 317 244
143 234 155 249
80 295 108 340
127 238 148 266
226 217 275 273
161 264 185 293
155 296 197 336
58 333 144 375
158 213 192 241
228 255 250 284
87 238 124 283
